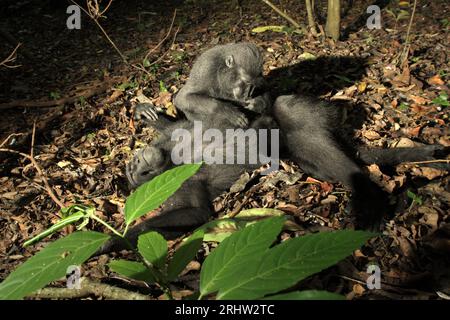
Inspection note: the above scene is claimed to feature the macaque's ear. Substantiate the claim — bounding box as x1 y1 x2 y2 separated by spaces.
225 55 234 68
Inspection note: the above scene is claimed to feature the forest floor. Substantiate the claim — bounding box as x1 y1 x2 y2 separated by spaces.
0 0 449 300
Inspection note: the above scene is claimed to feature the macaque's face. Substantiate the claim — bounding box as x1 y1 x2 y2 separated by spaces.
231 67 265 102
224 54 265 103
126 146 168 188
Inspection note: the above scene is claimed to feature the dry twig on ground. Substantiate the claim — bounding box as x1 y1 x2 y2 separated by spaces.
0 43 22 68
0 123 65 210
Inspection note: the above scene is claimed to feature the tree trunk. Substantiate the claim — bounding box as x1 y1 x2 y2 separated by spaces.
305 0 315 29
325 0 340 40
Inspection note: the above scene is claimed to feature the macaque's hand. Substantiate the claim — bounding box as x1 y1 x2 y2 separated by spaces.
134 103 160 122
245 94 271 114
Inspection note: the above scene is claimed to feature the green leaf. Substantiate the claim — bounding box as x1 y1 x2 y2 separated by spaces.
200 217 285 297
23 211 85 247
216 230 375 300
298 52 317 61
167 229 204 281
251 25 288 33
108 260 155 283
159 80 168 93
432 92 449 107
407 189 423 205
398 102 409 111
265 290 345 300
137 232 168 270
198 219 239 243
0 231 109 300
124 163 202 226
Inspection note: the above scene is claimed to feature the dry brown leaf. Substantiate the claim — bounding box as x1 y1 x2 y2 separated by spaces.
403 126 421 137
418 207 439 231
358 82 367 93
398 238 414 257
362 130 381 140
353 284 365 295
427 74 445 86
408 95 429 105
411 167 446 180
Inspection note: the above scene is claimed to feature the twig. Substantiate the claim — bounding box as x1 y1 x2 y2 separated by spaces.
144 10 177 62
146 27 180 68
0 76 125 110
0 125 65 209
261 0 305 31
30 122 36 158
0 133 24 148
0 43 21 68
28 277 153 300
404 159 450 165
399 0 417 66
70 0 128 63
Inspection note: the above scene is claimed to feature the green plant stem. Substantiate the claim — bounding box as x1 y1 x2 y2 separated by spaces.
122 223 130 237
90 214 123 238
135 250 173 299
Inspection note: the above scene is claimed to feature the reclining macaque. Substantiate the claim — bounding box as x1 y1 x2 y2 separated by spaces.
97 42 447 254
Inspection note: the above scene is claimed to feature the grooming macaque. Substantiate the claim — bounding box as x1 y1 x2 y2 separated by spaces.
97 43 447 253
136 42 272 128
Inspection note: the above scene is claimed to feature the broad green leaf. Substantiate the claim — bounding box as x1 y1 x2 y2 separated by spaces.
217 230 375 300
0 231 109 300
125 163 202 226
108 260 155 283
23 211 85 247
137 232 167 270
265 290 345 300
200 217 285 297
167 229 204 281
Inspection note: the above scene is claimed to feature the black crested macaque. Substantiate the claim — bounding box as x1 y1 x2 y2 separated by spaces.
97 108 278 253
96 95 447 254
273 95 447 229
136 42 272 127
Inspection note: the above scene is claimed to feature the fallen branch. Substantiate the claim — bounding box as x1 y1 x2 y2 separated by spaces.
260 0 305 31
28 277 152 300
0 76 125 110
